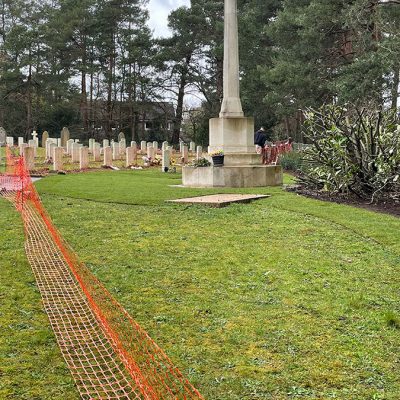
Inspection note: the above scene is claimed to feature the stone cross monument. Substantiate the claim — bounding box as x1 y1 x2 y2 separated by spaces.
182 0 282 187
220 0 243 119
208 0 255 156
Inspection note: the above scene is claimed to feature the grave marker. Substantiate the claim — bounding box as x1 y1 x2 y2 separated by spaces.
53 147 64 171
93 143 101 162
103 146 112 167
79 146 89 169
0 127 6 146
196 146 203 160
42 131 49 147
66 139 74 155
126 147 137 167
23 146 35 170
112 143 120 160
71 143 81 163
162 148 170 172
182 145 188 164
6 136 14 146
61 127 70 147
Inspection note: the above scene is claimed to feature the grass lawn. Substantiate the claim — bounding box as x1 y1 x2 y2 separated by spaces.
1 169 400 399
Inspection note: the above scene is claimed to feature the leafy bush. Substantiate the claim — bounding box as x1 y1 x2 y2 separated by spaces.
299 105 400 202
280 151 303 172
190 157 211 167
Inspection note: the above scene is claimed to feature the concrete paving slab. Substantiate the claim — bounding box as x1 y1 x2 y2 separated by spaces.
167 194 270 208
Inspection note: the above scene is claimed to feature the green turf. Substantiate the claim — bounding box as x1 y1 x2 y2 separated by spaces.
0 198 78 399
1 169 400 399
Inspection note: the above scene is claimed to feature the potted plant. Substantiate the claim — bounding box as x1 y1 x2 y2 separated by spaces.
209 150 224 166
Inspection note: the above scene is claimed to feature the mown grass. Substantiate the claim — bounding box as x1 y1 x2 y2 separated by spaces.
0 198 77 399
1 169 400 399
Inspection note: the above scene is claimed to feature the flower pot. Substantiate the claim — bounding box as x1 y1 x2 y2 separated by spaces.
212 155 224 166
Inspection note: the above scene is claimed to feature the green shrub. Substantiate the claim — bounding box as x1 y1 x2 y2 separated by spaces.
280 151 303 172
189 157 211 167
299 105 400 202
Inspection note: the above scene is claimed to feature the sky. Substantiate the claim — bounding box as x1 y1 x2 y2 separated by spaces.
148 0 190 38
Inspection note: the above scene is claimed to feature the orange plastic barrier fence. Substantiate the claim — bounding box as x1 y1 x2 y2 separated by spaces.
1 146 204 400
262 141 293 165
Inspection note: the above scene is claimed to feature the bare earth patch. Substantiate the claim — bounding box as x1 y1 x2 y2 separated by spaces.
289 186 400 218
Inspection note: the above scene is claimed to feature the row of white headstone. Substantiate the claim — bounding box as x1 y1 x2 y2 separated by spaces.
4 134 199 154
8 134 203 172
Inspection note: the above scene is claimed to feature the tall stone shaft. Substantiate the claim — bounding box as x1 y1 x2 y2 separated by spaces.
220 0 244 118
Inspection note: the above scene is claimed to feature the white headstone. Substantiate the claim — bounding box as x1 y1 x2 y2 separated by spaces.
41 131 49 147
48 143 57 160
53 147 64 171
196 146 203 160
71 143 81 163
147 145 154 159
66 139 74 155
31 130 38 144
23 146 35 170
61 127 70 147
103 146 112 167
112 143 120 160
28 140 37 157
19 143 28 157
182 145 188 164
119 138 126 155
6 136 14 146
0 127 6 146
88 138 95 153
79 146 89 169
140 141 147 153
190 141 196 152
103 139 110 148
126 146 137 167
93 142 101 162
162 149 171 172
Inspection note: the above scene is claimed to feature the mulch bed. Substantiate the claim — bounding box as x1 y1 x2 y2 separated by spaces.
287 185 400 218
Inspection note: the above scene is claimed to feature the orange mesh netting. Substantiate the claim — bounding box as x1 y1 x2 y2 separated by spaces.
0 146 204 400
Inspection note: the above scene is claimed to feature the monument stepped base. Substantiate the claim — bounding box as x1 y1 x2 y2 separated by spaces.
182 165 283 188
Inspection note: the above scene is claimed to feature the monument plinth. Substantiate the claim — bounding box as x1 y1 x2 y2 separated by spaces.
182 0 282 188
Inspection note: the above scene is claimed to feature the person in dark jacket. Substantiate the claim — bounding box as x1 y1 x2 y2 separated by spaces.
254 127 267 153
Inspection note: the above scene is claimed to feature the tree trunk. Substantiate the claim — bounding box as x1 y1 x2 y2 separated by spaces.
79 35 89 132
106 33 115 135
172 54 192 145
81 69 88 131
89 70 93 131
172 74 186 144
26 63 33 138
